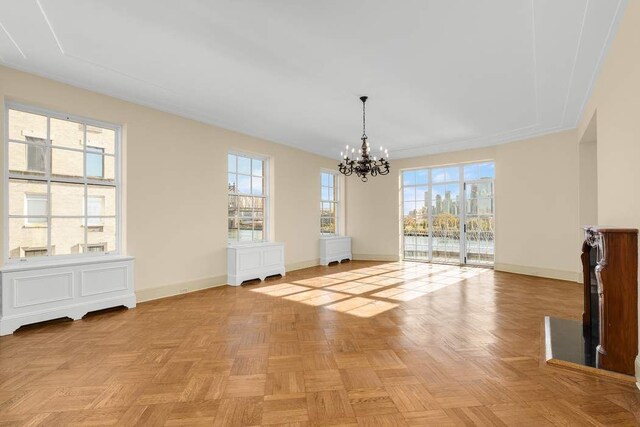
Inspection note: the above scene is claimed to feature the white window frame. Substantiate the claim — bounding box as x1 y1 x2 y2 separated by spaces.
320 170 340 236
227 151 270 243
4 102 122 262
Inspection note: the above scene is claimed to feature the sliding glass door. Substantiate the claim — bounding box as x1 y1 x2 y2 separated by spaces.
402 162 495 266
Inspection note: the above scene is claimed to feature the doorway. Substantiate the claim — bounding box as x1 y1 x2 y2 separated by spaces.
401 162 495 266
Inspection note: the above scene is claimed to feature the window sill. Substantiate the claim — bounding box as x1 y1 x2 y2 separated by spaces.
23 224 47 229
1 254 133 273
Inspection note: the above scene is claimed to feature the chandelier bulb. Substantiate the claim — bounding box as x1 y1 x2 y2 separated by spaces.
352 148 355 153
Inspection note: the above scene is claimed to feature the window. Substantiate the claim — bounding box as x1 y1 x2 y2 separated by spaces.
86 196 104 229
23 247 48 258
228 153 267 242
84 243 106 253
6 105 120 260
86 146 104 178
24 194 48 225
25 136 47 173
401 161 495 266
320 171 339 235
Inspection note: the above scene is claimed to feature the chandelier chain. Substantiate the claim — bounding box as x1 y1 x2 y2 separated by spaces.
362 98 367 139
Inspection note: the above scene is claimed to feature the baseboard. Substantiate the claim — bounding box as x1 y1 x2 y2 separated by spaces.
136 275 227 303
136 260 322 302
494 263 580 282
285 259 320 272
636 355 640 390
353 253 400 262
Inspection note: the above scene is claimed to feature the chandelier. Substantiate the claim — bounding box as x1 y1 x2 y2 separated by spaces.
338 96 390 182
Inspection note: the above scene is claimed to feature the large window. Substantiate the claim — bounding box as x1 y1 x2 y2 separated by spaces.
401 162 495 266
5 105 120 260
228 153 267 242
320 171 339 235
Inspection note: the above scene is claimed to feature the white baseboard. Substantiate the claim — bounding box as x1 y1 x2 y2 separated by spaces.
494 263 580 282
285 259 320 272
136 275 227 303
353 253 400 262
136 259 322 302
636 355 640 390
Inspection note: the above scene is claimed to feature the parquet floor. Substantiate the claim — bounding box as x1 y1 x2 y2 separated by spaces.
1 261 639 426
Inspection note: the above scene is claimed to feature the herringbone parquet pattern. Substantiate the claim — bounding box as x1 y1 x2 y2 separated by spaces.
0 261 639 426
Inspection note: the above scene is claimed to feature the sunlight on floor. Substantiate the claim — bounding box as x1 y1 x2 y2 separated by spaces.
249 262 489 317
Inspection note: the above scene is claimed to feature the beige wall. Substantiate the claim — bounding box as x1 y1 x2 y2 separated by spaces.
0 65 335 299
576 0 640 382
346 130 581 281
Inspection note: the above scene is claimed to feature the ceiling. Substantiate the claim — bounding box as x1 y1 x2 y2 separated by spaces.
0 0 627 159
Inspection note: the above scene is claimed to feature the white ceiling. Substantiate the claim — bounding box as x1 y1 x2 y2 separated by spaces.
0 0 627 159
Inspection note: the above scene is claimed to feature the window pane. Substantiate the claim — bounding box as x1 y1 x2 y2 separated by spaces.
50 217 85 255
431 184 446 201
444 167 459 182
322 187 331 201
50 118 84 149
86 147 104 178
87 217 116 253
52 148 83 179
9 218 48 259
252 176 263 195
26 142 47 174
228 173 237 193
415 186 428 204
26 197 47 218
228 226 238 241
228 154 236 173
88 185 116 216
416 170 428 185
238 156 251 175
238 175 251 194
432 168 445 183
8 109 47 142
321 217 335 234
101 154 115 182
478 162 495 179
238 215 253 241
86 126 115 155
9 179 47 216
403 201 416 216
477 198 494 215
466 182 493 198
8 142 43 176
464 164 480 181
51 182 84 216
403 187 415 202
253 197 265 217
252 159 263 177
402 170 416 186
321 173 329 186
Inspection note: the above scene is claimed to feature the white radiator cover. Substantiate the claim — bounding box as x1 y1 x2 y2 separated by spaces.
227 242 286 286
0 256 135 335
320 236 352 265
